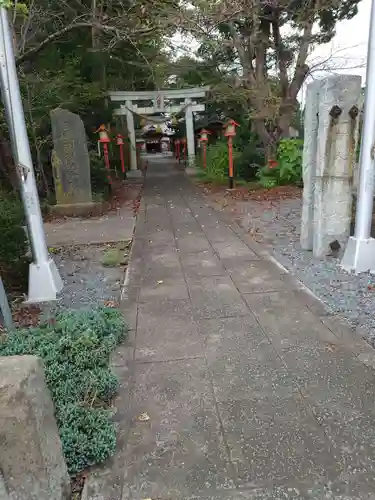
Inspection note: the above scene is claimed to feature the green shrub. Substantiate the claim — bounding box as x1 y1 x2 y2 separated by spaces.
0 307 128 475
199 139 240 183
256 138 303 188
234 133 265 180
0 193 29 291
89 151 111 198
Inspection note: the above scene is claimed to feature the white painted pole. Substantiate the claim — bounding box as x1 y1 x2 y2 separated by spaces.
341 0 375 273
125 101 141 177
185 99 195 167
0 7 63 301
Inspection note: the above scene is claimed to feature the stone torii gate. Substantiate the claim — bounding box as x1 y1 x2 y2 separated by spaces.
109 87 209 175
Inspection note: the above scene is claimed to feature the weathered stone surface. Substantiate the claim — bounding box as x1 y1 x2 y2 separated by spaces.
51 107 92 206
0 356 70 500
313 75 361 258
301 75 362 257
300 80 324 251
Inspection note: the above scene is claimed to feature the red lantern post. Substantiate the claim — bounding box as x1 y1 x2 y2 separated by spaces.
175 139 181 161
116 134 125 175
96 124 112 184
224 119 239 189
199 128 211 169
181 137 187 166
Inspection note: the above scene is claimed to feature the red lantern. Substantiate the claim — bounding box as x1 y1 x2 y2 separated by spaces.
199 129 211 169
223 120 239 188
224 119 239 138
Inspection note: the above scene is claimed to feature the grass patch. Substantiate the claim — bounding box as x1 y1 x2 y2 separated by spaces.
101 242 130 268
0 307 128 475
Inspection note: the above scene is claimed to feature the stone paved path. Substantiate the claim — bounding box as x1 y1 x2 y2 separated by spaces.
85 159 375 500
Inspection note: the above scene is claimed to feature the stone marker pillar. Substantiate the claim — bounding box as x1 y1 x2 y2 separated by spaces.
300 75 362 258
51 108 98 217
0 356 70 500
300 80 324 250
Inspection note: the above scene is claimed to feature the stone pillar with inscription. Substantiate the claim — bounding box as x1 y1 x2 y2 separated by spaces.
50 108 100 216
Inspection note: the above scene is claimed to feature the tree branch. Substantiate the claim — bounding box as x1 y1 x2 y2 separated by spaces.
16 20 156 65
289 21 313 100
272 16 289 98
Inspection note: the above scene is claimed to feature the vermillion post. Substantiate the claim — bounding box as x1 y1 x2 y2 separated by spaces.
116 134 125 175
184 138 187 166
199 129 210 170
228 136 234 188
96 125 112 184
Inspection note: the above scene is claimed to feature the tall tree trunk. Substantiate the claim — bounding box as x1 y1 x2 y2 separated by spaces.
253 119 277 161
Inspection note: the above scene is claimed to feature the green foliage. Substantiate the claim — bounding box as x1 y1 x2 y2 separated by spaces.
256 139 303 188
89 151 111 198
234 130 265 180
0 193 29 290
0 307 128 475
199 140 240 182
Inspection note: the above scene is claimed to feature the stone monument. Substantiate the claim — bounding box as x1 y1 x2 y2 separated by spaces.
0 356 70 499
301 75 362 258
50 108 100 216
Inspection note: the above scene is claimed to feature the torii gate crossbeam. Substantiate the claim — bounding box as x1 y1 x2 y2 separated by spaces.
109 87 209 174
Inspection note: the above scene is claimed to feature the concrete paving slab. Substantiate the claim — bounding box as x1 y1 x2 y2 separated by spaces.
121 359 236 499
85 159 375 500
223 258 287 293
187 275 249 319
45 210 135 247
181 250 226 278
220 396 338 487
212 240 259 259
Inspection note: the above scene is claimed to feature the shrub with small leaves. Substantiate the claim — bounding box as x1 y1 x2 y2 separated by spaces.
0 307 128 475
0 193 29 291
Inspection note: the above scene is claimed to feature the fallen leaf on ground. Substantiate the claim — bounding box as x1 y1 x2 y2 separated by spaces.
104 300 118 308
137 412 150 422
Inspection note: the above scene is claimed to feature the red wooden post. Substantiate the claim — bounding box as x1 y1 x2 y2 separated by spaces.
199 129 211 169
116 134 125 174
176 139 181 161
224 120 239 189
96 124 112 184
181 137 187 166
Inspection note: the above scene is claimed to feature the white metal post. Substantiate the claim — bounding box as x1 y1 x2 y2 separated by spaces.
341 0 375 273
185 99 196 167
0 7 63 301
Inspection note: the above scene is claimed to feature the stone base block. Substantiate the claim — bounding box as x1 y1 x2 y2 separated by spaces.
126 169 143 179
0 356 70 500
341 236 375 273
185 166 197 176
49 201 104 217
27 258 63 303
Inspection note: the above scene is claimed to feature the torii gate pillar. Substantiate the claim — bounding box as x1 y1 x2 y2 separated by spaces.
125 100 141 177
185 99 195 166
